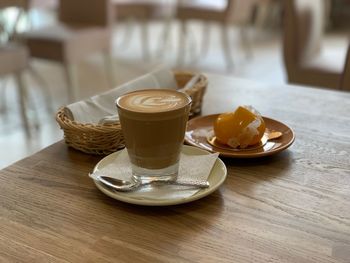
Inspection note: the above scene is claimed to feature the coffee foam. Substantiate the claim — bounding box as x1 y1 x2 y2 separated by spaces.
118 89 190 113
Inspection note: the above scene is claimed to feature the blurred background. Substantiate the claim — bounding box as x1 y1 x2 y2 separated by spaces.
0 0 349 168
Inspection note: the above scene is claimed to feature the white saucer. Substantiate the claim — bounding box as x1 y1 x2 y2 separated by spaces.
92 145 227 206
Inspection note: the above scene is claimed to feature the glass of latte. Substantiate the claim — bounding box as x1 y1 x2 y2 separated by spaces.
116 89 192 183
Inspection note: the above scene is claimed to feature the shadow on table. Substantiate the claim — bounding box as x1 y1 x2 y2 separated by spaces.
99 188 225 215
89 191 226 259
95 187 226 236
220 149 295 194
222 149 294 168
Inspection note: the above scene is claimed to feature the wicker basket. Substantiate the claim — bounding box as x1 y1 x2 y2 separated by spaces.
56 72 208 155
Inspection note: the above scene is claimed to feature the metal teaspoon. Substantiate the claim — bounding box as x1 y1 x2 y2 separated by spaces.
95 175 210 192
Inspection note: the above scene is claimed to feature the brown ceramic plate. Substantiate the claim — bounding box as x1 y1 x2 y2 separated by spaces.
185 114 295 158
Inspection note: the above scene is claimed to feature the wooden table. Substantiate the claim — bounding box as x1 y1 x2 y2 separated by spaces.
1 75 350 262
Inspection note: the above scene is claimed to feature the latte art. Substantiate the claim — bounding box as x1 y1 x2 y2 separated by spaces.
118 89 191 113
131 95 183 110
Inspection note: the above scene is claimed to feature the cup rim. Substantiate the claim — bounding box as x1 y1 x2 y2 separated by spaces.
116 89 192 114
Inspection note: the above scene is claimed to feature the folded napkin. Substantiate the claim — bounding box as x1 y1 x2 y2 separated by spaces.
89 149 219 201
64 68 178 125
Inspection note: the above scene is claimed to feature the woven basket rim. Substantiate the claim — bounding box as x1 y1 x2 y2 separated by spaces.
56 108 121 133
176 71 208 88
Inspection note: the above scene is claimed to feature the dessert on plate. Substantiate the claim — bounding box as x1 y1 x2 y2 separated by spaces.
213 106 266 149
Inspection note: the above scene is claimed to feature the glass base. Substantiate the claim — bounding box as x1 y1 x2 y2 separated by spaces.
131 162 179 184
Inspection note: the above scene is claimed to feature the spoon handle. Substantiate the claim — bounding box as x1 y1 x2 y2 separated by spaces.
95 173 210 191
173 180 210 188
96 175 141 192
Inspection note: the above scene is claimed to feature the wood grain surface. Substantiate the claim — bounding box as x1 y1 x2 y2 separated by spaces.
0 74 350 262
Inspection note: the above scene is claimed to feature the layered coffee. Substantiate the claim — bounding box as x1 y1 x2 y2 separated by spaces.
116 89 192 182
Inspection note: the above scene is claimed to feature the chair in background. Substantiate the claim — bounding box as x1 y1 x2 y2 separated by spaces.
340 45 350 91
22 0 115 103
254 0 281 30
176 0 257 70
0 0 52 136
0 44 33 135
113 0 173 61
283 0 349 90
0 0 57 38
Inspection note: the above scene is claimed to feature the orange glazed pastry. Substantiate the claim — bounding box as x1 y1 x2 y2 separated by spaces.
213 106 266 148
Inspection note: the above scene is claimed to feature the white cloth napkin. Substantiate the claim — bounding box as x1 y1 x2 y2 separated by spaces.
64 68 178 124
89 149 219 201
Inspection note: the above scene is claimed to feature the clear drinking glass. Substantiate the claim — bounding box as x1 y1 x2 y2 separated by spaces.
116 89 192 183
